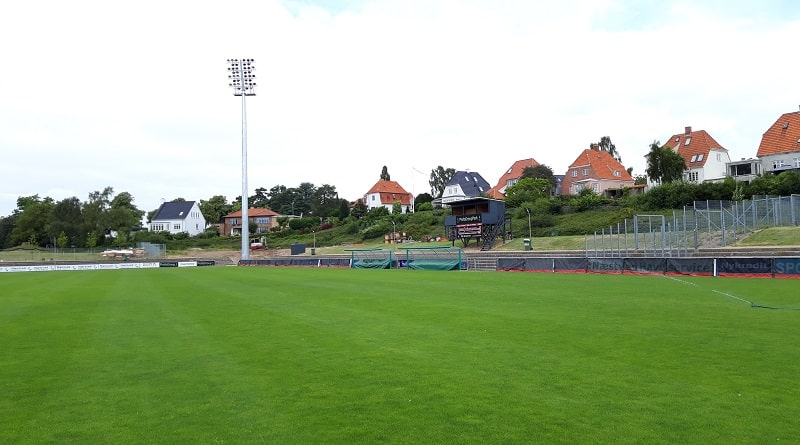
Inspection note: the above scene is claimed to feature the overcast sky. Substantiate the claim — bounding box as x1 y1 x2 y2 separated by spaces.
2 0 799 217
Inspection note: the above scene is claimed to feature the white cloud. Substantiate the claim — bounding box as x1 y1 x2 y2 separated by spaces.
1 0 799 216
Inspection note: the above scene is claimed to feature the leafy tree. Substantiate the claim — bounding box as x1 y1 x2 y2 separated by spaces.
504 178 552 208
312 184 340 217
0 214 16 249
414 193 433 211
57 231 69 249
83 187 114 241
380 166 391 181
775 171 800 195
86 231 98 249
429 166 456 197
598 136 621 162
521 164 557 189
351 200 368 219
634 175 648 185
251 187 270 208
337 199 351 219
392 201 402 215
48 197 83 247
645 141 685 184
10 195 54 247
199 195 232 225
107 192 144 233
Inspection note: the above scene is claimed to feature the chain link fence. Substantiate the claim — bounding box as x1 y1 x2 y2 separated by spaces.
587 194 800 257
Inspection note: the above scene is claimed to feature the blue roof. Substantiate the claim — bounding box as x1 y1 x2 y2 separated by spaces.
152 201 196 220
446 171 490 197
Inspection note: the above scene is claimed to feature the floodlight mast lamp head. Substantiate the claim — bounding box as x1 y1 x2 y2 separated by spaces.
227 58 257 96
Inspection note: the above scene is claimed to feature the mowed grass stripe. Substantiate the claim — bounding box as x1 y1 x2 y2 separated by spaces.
1 269 799 444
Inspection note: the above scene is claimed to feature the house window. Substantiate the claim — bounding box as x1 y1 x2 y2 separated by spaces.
697 153 704 162
571 170 577 177
256 217 270 224
173 224 181 230
687 171 699 182
773 160 786 169
593 183 598 192
614 170 620 177
371 195 375 201
684 137 691 146
794 157 800 168
583 169 588 176
716 153 721 161
690 155 697 162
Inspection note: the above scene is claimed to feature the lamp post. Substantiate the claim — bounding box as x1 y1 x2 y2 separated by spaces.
227 58 256 260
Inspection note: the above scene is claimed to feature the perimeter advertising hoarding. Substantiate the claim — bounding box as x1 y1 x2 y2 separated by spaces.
774 258 800 278
456 214 482 238
716 258 773 277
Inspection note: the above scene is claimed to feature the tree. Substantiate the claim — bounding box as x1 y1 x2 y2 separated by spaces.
312 184 340 217
380 166 391 181
392 201 402 215
634 175 648 185
10 195 54 247
107 192 144 233
351 200 368 219
48 197 84 247
429 166 456 197
199 195 232 225
504 178 552 208
521 164 557 189
251 187 270 208
598 136 621 162
414 193 433 211
645 140 686 184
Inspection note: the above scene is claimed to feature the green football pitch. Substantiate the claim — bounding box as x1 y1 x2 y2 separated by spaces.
1 267 799 444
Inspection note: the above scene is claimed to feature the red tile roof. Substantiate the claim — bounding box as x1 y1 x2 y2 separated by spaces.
561 147 633 194
567 149 633 181
364 180 412 206
488 158 541 197
757 111 800 157
225 208 281 218
662 126 727 167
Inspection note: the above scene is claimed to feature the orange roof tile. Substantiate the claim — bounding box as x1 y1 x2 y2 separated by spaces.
662 126 727 167
492 158 541 191
225 208 281 218
566 149 633 181
757 111 800 157
364 179 413 206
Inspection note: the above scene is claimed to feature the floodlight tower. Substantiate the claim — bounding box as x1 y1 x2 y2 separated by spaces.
227 58 256 260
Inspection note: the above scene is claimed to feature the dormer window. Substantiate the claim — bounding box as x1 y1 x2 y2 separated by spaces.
697 154 704 161
690 155 697 162
684 137 691 146
614 170 620 177
507 168 513 174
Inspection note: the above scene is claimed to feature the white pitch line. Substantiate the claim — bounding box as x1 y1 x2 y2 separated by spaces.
712 289 752 305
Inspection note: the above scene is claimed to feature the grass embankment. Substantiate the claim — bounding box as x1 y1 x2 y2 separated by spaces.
2 268 799 444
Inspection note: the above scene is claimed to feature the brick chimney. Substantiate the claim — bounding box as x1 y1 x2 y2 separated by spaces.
684 126 692 135
590 143 599 151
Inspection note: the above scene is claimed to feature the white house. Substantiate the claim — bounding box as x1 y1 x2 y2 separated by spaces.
663 126 731 183
441 171 491 205
150 201 206 236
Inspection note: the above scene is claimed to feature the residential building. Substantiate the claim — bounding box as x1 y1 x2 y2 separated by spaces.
561 144 634 196
756 108 800 174
663 126 731 183
363 179 414 213
487 158 543 198
727 158 763 184
150 201 207 236
441 171 491 205
223 208 281 236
